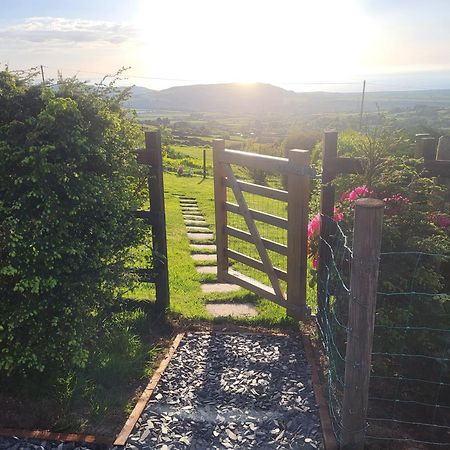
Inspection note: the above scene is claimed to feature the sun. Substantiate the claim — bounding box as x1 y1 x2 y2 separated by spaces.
133 0 375 90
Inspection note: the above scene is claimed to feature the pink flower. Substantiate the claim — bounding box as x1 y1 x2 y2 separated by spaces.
340 191 349 202
334 207 344 222
312 258 318 269
383 194 411 205
308 213 321 239
348 185 370 201
432 214 450 229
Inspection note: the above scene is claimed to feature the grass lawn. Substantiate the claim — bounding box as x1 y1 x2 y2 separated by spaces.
0 156 317 436
163 172 294 325
160 171 317 323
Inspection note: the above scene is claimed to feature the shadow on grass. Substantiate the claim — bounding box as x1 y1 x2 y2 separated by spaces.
0 302 173 435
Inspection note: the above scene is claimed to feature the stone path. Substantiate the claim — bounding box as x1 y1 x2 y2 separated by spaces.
178 195 240 294
177 194 258 318
125 332 323 450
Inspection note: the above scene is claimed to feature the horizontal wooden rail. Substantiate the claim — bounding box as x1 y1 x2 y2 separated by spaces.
219 149 290 173
224 269 286 306
324 157 364 174
227 249 288 281
226 225 288 256
324 155 450 178
224 178 288 202
225 202 288 229
424 160 450 177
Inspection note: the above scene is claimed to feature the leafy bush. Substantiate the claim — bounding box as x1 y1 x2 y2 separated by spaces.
0 70 146 376
311 128 450 411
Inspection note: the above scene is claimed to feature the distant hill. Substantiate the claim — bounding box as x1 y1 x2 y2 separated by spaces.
123 82 450 114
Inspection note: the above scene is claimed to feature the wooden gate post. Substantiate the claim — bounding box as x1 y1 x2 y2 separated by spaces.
341 198 384 450
287 149 310 321
212 139 228 281
414 133 431 158
317 131 338 322
146 131 170 310
422 137 438 162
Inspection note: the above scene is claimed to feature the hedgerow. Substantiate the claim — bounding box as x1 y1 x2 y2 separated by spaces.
0 70 146 376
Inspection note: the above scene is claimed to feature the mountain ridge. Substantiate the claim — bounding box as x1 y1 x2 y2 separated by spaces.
123 82 450 114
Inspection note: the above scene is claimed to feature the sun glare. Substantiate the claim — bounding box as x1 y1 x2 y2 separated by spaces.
134 0 375 89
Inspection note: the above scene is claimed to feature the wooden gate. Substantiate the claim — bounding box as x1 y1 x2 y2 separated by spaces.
212 139 312 320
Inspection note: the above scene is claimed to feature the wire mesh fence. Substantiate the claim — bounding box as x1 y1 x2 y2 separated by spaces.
316 216 450 448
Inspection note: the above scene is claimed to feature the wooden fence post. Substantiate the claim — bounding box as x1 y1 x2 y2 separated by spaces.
317 131 338 322
422 137 438 162
415 133 431 158
287 149 310 321
203 148 207 179
341 198 384 450
146 131 170 310
213 139 228 281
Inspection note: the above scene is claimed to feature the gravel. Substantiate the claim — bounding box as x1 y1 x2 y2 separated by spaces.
126 332 323 449
0 437 108 450
0 333 322 450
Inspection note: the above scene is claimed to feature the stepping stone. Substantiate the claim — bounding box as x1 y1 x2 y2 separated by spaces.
184 220 208 226
186 226 211 233
190 244 216 252
196 265 217 274
205 302 258 317
192 254 217 262
201 283 241 293
183 214 204 220
179 199 197 204
188 233 214 241
182 206 200 210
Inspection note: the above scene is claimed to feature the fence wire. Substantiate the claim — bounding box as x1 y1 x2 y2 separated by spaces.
316 217 450 448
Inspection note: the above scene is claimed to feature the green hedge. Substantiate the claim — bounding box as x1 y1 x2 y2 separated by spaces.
0 71 146 376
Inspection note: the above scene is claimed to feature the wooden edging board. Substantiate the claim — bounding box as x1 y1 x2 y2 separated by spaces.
302 334 338 450
113 333 185 447
0 429 113 446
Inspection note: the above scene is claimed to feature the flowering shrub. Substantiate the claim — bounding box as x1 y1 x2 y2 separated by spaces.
307 185 371 269
308 174 450 274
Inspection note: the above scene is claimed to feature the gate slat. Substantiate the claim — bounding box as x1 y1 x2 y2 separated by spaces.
226 226 288 256
227 249 288 281
224 178 288 202
218 149 290 173
223 165 285 301
224 269 286 306
225 202 288 229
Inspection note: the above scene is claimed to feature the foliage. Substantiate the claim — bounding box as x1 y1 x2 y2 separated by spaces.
310 125 450 402
282 130 321 154
0 69 146 376
242 141 280 185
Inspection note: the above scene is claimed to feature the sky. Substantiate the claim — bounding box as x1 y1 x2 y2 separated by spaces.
1 0 450 92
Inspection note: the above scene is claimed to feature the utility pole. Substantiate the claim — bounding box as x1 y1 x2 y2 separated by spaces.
40 65 45 84
359 79 366 131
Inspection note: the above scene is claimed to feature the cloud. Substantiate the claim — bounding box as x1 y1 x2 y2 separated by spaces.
0 17 136 45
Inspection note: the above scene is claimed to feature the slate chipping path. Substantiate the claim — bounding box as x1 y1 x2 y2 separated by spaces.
126 333 323 449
